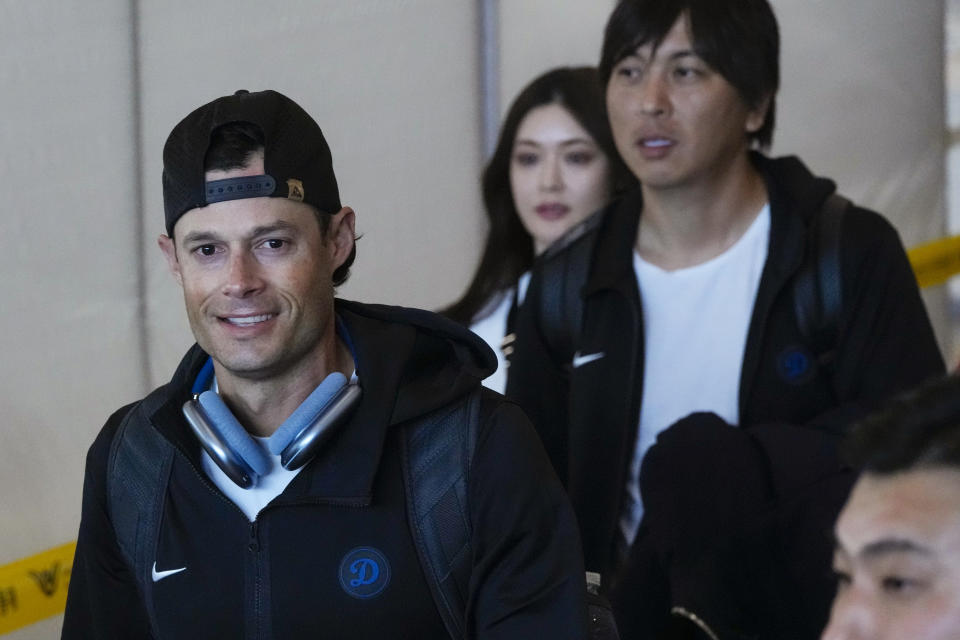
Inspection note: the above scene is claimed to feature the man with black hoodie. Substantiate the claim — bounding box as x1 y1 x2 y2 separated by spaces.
63 89 586 639
506 1 944 638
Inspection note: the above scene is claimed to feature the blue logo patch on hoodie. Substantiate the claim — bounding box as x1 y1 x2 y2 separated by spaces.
777 346 815 384
339 547 391 599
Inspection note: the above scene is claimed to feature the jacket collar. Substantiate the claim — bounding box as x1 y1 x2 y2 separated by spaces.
287 305 414 501
583 186 644 295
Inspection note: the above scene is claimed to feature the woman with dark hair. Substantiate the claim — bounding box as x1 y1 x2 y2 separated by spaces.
443 66 635 393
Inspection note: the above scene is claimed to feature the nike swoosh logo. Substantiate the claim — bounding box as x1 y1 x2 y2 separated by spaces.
572 351 605 368
151 562 186 582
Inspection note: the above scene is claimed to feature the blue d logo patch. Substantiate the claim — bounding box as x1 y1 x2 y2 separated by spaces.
339 547 391 599
777 346 815 385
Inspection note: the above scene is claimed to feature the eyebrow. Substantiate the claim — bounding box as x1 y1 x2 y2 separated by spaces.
834 536 934 559
180 230 221 246
180 221 299 247
861 538 933 558
628 48 699 64
514 138 596 148
669 50 699 61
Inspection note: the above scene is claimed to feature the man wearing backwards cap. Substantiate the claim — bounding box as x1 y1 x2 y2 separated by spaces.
62 89 587 639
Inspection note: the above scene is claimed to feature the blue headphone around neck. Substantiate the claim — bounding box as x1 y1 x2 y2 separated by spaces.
181 321 362 489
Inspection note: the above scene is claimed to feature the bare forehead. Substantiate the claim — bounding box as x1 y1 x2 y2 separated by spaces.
837 469 960 556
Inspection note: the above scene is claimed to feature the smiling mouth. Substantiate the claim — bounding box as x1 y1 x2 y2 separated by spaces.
639 137 673 148
221 314 275 327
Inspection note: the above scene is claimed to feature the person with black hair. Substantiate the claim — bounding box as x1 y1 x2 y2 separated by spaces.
823 374 960 640
443 66 635 393
62 89 588 639
506 1 945 638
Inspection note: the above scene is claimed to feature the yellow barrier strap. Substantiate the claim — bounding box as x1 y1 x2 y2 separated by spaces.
0 542 74 635
909 234 960 289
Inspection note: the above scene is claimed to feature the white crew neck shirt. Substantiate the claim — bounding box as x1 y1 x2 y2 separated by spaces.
619 204 771 545
202 437 303 522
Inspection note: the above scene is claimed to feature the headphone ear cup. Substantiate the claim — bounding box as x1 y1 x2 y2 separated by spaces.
280 382 362 470
197 391 272 476
266 372 348 454
182 397 257 489
181 391 272 489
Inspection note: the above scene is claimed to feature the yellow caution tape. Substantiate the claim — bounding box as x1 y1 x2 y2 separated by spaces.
0 542 74 635
909 234 960 289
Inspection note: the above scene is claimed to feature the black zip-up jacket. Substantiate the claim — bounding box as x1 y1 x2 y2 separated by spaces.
507 153 945 638
64 300 587 639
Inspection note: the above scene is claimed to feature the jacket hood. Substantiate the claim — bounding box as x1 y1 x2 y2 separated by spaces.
335 299 497 425
752 152 837 222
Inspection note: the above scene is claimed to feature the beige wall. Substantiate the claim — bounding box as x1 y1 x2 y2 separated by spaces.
0 0 140 583
773 0 946 247
137 0 486 386
0 4 141 637
498 1 616 117
0 2 946 638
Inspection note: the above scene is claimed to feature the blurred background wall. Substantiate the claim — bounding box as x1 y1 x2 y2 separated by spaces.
0 1 947 636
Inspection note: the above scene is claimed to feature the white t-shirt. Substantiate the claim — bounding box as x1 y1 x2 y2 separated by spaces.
203 439 302 522
619 204 771 545
469 272 531 394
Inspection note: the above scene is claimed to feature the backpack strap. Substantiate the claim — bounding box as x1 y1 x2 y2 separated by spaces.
537 211 603 363
400 386 486 639
793 193 850 371
107 397 175 637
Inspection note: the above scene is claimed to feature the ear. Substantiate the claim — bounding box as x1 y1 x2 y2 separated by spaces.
326 206 356 271
157 234 184 286
745 93 773 134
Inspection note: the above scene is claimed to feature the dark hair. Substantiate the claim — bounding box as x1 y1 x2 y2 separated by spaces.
599 0 779 149
844 375 960 475
442 66 636 325
204 121 266 173
202 122 355 286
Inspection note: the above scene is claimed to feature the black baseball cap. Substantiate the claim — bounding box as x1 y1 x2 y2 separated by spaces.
162 89 341 235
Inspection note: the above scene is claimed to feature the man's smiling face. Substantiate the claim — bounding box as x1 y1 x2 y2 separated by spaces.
160 155 348 383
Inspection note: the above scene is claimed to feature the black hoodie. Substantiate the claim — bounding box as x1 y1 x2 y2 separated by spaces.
64 300 587 639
